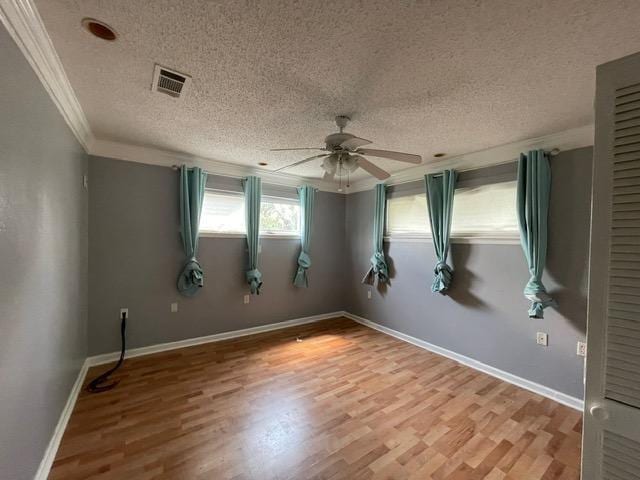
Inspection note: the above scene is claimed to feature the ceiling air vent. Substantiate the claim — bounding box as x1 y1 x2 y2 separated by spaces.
151 64 191 98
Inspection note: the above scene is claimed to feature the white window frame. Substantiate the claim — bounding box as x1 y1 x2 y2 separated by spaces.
199 190 301 239
384 183 521 245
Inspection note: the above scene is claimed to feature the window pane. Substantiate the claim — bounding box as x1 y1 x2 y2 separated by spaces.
451 182 518 235
386 194 429 234
260 196 300 234
200 191 301 235
386 181 518 237
200 191 245 233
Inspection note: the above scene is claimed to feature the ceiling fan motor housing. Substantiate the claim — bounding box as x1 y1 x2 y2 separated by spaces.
324 132 356 151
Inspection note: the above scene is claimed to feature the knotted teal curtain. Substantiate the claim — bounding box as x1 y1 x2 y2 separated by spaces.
243 176 262 294
177 165 207 296
517 150 556 318
294 185 315 287
362 184 389 285
425 170 457 293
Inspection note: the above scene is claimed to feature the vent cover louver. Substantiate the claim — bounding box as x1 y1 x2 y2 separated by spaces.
151 64 191 98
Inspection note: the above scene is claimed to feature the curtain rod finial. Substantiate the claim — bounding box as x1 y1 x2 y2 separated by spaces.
549 148 560 156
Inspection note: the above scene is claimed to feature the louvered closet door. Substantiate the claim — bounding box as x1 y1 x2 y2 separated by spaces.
583 52 640 480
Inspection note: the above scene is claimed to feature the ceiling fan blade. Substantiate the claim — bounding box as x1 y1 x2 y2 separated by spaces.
340 136 372 151
355 148 422 164
322 171 335 181
355 156 391 180
270 147 326 152
274 153 330 172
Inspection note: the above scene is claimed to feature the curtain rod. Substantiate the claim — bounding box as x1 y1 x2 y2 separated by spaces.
170 164 320 191
171 147 560 189
172 148 560 175
394 148 561 181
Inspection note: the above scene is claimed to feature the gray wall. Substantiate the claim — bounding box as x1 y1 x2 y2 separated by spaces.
345 147 592 400
88 156 346 355
0 26 88 480
0 15 593 477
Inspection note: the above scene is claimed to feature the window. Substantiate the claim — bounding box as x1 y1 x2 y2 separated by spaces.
260 196 301 235
386 181 519 241
200 190 300 236
200 191 245 234
386 194 429 235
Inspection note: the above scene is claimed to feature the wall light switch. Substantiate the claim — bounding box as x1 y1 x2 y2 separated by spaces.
367 290 372 299
83 174 88 190
536 332 548 346
577 341 587 357
171 302 178 313
243 294 250 304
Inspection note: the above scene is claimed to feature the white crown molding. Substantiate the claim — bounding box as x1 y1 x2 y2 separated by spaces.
345 124 595 193
89 124 593 195
89 137 340 193
2 0 593 194
343 312 584 411
0 0 93 150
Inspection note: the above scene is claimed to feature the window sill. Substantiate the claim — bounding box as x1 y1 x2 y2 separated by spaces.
384 234 520 245
200 232 300 240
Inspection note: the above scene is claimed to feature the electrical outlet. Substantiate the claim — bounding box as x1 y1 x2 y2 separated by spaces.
120 308 129 320
170 302 178 313
243 294 250 304
367 290 372 299
536 332 548 346
577 341 587 357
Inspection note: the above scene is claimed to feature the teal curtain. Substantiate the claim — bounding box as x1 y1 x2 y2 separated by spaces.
362 184 389 285
243 176 262 294
425 170 457 293
177 165 207 296
294 185 315 287
517 150 556 318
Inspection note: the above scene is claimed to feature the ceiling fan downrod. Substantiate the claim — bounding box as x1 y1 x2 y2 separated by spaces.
335 115 350 134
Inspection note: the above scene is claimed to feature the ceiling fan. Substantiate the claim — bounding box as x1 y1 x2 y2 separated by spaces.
271 116 422 188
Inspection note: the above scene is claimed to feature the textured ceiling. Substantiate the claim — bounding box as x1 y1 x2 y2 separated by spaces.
36 0 640 180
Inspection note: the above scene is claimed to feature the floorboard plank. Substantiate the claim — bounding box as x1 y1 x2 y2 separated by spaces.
49 317 582 479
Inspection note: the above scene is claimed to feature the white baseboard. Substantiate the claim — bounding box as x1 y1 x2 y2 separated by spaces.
34 360 89 480
36 311 342 479
343 312 584 412
86 311 344 366
37 309 583 479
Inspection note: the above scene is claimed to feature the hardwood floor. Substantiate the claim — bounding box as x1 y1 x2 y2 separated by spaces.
49 317 582 479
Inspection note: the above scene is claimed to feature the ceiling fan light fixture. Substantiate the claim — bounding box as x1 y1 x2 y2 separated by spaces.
342 155 358 173
321 155 337 174
81 18 117 41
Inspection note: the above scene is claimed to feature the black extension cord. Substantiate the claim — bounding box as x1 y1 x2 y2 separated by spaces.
86 311 127 393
